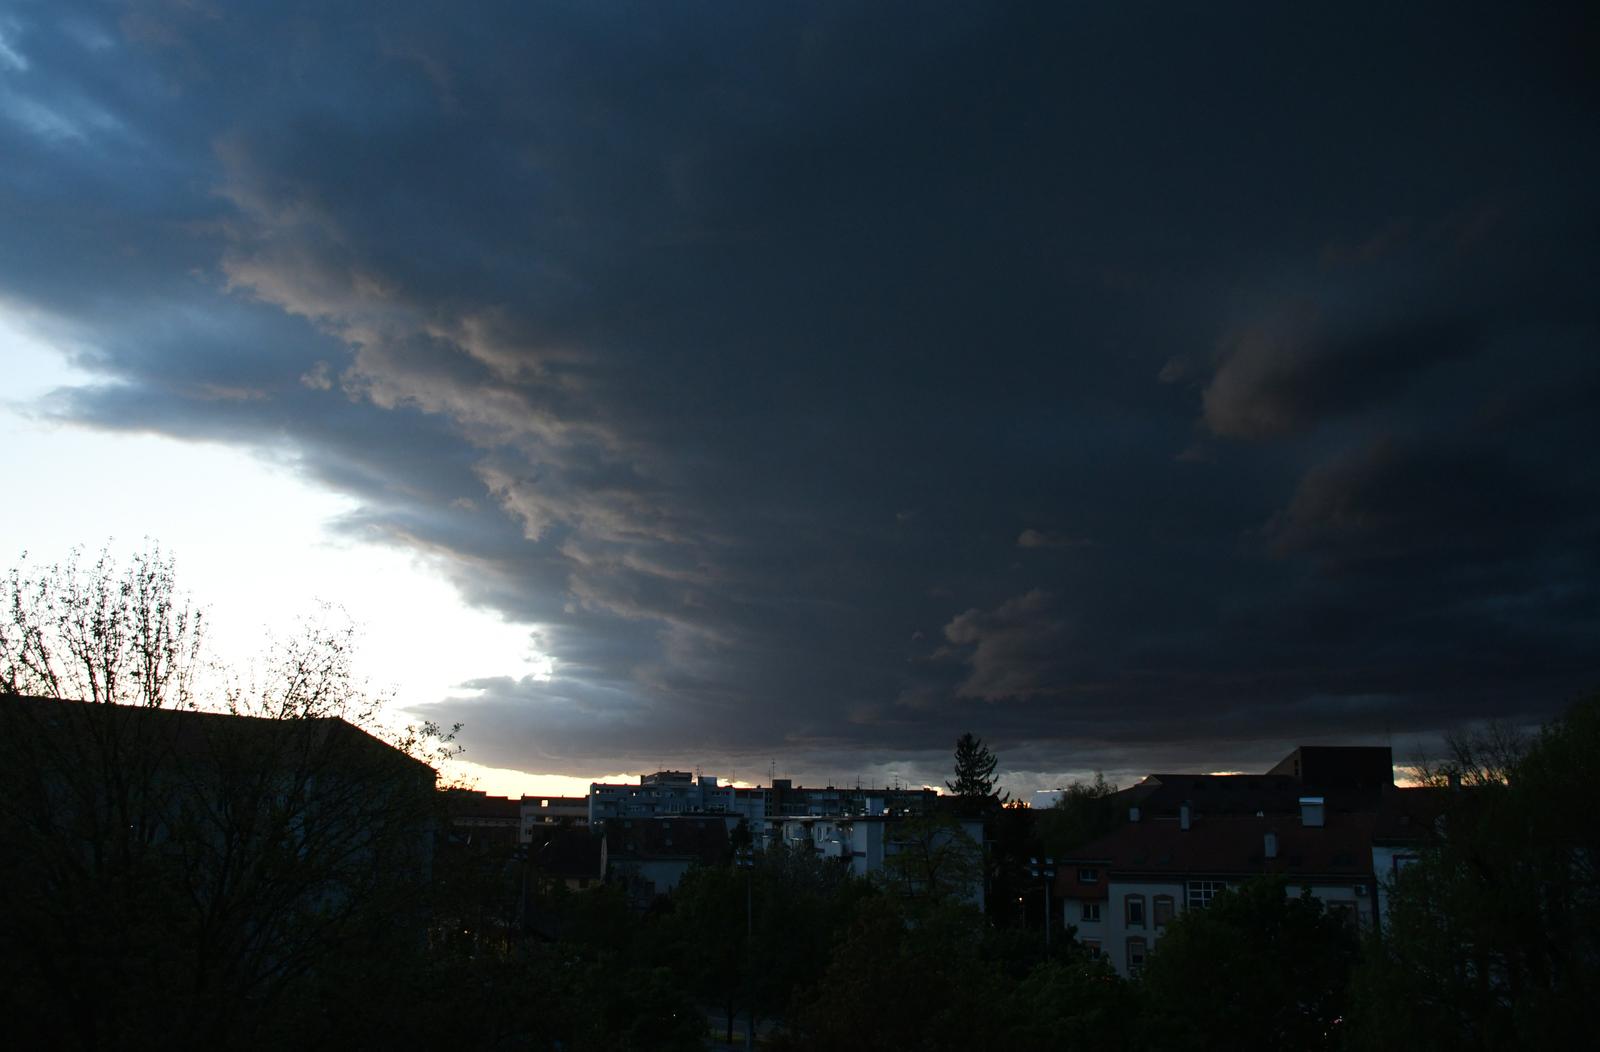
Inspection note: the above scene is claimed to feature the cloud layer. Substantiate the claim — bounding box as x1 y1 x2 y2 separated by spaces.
4 1 1597 787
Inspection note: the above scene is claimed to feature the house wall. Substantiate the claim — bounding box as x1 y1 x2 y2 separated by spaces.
606 857 695 900
755 816 983 906
1086 876 1374 976
587 779 768 823
1292 881 1375 929
1370 845 1416 931
1101 878 1186 975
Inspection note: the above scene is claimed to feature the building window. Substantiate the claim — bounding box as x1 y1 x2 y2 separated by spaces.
1078 867 1099 883
1127 937 1147 975
1082 939 1101 959
1125 894 1145 928
1153 894 1175 927
1081 901 1101 922
1187 880 1225 909
1327 901 1357 929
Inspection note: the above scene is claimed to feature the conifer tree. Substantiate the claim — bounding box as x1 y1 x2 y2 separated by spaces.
947 731 1007 803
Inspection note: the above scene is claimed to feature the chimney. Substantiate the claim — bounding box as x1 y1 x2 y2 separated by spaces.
1179 802 1191 831
1264 831 1278 859
1299 796 1325 828
1129 806 1141 823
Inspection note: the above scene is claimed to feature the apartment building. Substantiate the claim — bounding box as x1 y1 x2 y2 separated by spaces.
586 770 937 823
1057 746 1404 976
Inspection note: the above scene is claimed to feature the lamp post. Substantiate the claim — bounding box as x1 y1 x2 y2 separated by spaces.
1027 856 1056 955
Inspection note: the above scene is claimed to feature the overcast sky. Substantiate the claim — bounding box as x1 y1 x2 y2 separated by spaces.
2 1 1596 796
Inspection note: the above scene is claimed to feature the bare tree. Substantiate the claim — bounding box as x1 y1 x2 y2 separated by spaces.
1 542 204 708
0 543 461 1048
1411 719 1530 789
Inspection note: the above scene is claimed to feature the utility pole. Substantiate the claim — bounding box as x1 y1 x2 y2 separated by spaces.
1028 856 1056 955
738 848 755 1051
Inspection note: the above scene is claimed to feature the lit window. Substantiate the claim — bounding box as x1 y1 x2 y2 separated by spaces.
1125 894 1145 927
1081 901 1101 922
1153 895 1174 927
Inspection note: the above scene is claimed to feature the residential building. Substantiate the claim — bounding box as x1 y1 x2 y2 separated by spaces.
591 809 986 909
444 788 522 848
527 824 604 890
600 814 732 905
1057 745 1416 976
521 794 589 836
0 693 439 1026
587 770 936 823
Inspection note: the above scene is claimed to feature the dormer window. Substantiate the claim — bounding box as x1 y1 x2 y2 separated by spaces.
1078 867 1099 883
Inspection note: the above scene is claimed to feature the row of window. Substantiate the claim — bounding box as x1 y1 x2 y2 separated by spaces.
1077 881 1231 928
1122 893 1173 928
1079 939 1148 974
1080 894 1175 927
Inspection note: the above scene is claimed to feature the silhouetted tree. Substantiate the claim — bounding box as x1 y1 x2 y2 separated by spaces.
656 841 863 1040
1140 875 1358 1050
947 730 1008 806
1350 696 1600 1049
1004 952 1140 1051
1 543 204 708
0 543 458 1050
878 812 985 907
776 896 1007 1052
1035 771 1120 857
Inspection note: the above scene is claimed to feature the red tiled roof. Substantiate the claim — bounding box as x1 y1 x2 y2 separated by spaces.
1372 786 1452 843
1055 812 1377 893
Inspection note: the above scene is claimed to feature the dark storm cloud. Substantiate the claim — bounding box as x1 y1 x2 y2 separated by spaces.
1200 311 1478 440
4 1 1598 789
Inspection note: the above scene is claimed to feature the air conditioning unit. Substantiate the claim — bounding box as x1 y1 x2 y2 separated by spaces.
1354 885 1368 897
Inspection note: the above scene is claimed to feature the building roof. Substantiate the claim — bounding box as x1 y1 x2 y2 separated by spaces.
1 692 435 777
444 788 521 823
1117 774 1309 818
602 815 729 863
1372 786 1452 844
1057 811 1378 890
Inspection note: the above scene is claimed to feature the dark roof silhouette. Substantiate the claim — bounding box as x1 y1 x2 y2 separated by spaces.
602 815 728 864
1058 811 1377 894
1 692 435 776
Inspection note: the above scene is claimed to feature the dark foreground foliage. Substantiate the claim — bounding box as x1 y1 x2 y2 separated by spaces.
4 693 1596 1049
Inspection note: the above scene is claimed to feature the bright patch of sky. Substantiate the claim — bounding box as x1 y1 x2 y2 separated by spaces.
0 307 562 797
